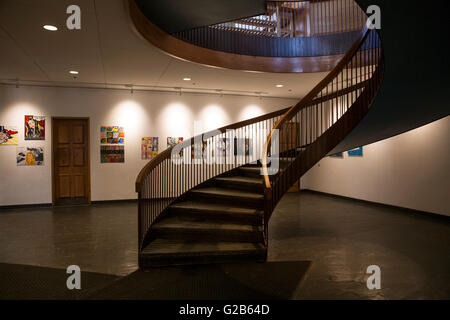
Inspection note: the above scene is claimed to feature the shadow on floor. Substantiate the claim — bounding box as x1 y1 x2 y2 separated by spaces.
89 260 311 300
0 261 310 300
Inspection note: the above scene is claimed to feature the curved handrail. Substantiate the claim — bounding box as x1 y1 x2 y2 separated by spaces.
261 24 371 189
133 0 384 264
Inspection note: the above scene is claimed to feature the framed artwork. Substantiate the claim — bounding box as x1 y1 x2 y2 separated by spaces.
101 145 125 163
216 138 230 158
348 147 363 157
329 152 344 158
25 115 45 140
17 147 44 166
0 126 19 145
234 138 252 157
101 126 124 144
141 137 159 160
167 137 184 157
191 140 208 160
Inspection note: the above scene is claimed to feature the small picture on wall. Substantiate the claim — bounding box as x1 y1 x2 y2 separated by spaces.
101 145 125 163
0 126 19 145
167 137 184 157
101 126 125 144
234 138 252 157
191 140 208 160
17 147 44 166
347 147 363 157
25 115 45 140
329 152 344 158
141 137 159 160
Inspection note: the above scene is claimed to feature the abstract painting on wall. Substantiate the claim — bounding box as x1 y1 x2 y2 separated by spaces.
141 137 159 160
100 126 125 144
347 147 363 157
329 152 344 158
167 137 184 157
0 126 19 145
24 115 45 140
101 145 125 163
16 147 44 166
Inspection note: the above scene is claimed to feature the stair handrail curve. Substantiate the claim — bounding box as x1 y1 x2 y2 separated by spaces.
261 22 384 241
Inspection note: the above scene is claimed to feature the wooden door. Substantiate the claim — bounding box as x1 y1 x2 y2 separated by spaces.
53 118 90 205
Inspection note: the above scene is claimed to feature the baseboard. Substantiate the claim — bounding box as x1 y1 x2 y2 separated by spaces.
300 189 450 222
0 203 52 210
91 199 138 205
0 199 138 210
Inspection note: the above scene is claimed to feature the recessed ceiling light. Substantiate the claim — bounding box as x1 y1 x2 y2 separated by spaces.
183 77 191 81
276 84 284 88
43 25 58 31
69 71 79 75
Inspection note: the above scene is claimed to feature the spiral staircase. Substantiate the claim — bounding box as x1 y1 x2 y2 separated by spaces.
131 0 384 268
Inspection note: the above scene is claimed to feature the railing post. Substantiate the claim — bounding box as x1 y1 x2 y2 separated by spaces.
137 191 142 269
264 187 273 245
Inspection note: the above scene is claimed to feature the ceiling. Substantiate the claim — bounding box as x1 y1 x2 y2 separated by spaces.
0 0 328 99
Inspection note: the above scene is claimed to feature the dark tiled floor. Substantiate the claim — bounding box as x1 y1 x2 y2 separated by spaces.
0 202 138 276
0 192 449 299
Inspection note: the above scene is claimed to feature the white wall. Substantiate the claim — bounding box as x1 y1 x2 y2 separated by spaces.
0 84 297 206
301 116 450 216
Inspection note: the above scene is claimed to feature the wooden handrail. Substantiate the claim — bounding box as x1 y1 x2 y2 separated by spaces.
261 24 371 188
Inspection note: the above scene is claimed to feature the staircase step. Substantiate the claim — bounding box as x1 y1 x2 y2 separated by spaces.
169 201 263 225
140 239 267 267
189 187 264 208
214 176 263 192
239 166 263 178
151 215 264 242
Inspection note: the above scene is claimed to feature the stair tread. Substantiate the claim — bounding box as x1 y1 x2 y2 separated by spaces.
170 201 263 216
191 187 263 199
215 176 262 184
142 238 266 256
153 215 261 232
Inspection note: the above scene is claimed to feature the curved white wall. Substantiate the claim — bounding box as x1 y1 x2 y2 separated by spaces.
301 116 450 216
0 85 297 206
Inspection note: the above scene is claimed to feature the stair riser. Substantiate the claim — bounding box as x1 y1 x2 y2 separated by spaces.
152 229 264 243
188 192 264 209
238 168 263 178
213 180 264 193
140 250 267 268
167 209 262 225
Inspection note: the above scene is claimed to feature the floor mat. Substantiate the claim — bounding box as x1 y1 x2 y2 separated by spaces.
0 263 120 300
89 261 311 300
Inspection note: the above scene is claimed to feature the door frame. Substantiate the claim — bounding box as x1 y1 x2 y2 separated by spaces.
51 117 91 206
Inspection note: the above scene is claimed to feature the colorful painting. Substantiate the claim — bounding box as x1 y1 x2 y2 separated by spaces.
101 126 125 144
348 147 363 157
167 137 184 157
25 115 45 140
16 147 44 166
101 145 125 163
0 126 19 145
141 137 159 160
329 152 344 158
